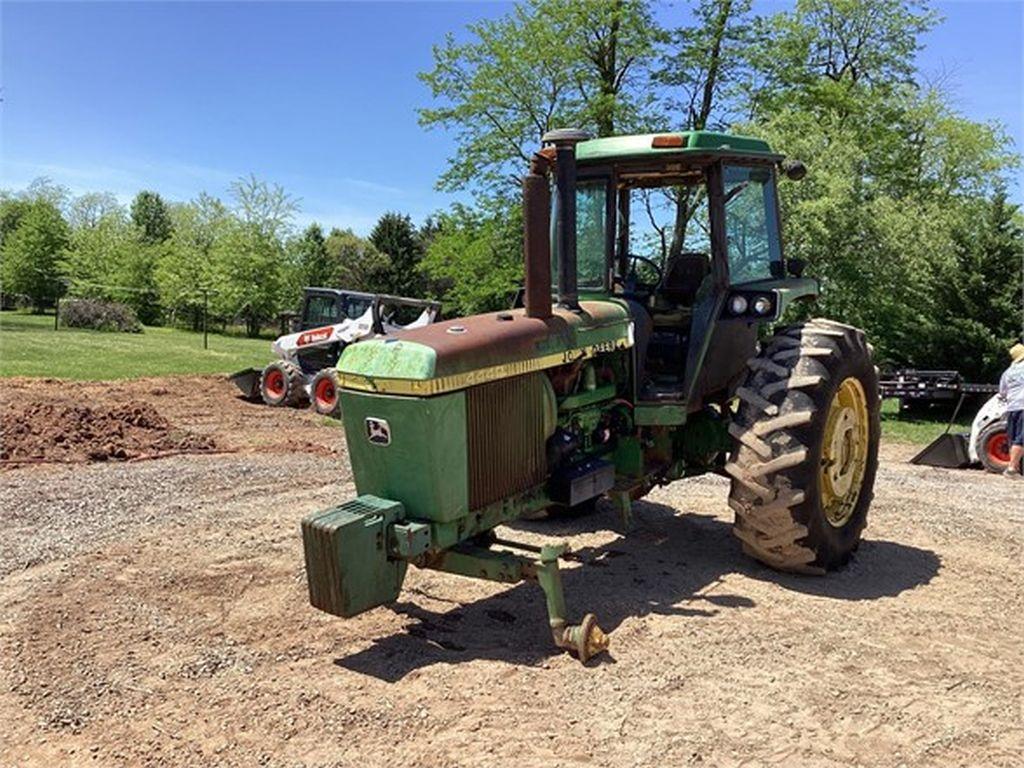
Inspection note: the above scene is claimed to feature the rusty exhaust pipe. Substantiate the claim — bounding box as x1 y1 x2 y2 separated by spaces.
523 153 552 320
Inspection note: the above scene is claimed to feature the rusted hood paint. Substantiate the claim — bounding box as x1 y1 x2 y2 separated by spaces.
337 301 633 393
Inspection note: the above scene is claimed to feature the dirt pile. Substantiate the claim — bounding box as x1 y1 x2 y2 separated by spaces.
0 400 217 464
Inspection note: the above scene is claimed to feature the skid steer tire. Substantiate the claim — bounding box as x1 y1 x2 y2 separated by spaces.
311 368 342 418
260 360 306 407
975 420 1010 474
726 318 880 574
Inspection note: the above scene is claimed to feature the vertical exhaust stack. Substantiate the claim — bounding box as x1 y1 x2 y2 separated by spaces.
523 153 553 320
542 129 591 311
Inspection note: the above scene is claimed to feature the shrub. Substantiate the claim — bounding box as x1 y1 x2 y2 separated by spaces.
60 298 143 333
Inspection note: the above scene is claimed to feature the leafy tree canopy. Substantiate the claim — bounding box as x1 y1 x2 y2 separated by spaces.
131 190 174 244
2 199 70 311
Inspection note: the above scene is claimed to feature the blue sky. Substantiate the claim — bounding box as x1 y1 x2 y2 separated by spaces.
2 1 1021 235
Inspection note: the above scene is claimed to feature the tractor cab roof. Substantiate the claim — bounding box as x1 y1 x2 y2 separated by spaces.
575 130 782 166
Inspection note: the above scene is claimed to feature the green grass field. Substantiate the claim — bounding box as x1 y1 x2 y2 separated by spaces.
0 311 272 380
879 397 973 446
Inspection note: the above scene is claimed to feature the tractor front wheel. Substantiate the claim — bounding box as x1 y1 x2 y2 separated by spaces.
727 319 880 573
260 361 306 407
311 368 342 417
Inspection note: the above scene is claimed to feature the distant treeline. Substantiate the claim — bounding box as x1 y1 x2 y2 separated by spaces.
0 177 441 337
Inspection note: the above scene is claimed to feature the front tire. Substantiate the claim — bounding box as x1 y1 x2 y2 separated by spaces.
260 360 306 407
727 319 880 573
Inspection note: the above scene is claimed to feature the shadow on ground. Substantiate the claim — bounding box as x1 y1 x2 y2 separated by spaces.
335 500 940 682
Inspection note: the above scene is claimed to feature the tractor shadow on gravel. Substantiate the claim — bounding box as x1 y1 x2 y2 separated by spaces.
335 500 939 682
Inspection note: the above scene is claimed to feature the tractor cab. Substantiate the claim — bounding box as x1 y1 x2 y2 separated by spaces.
536 130 816 411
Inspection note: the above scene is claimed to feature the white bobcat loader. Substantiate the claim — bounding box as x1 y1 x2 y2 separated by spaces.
229 288 440 416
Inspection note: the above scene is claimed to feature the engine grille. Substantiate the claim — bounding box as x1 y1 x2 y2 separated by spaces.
466 373 548 510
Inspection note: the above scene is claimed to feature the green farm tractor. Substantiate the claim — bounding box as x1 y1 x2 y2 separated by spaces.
302 129 880 661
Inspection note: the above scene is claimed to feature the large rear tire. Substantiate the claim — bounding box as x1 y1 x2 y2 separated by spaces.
260 360 306 407
726 318 880 573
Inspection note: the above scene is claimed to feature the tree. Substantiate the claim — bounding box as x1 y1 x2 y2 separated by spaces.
230 175 298 241
208 220 283 337
421 204 524 315
658 0 752 132
23 177 70 212
736 0 1018 373
70 192 123 230
419 0 657 199
60 211 163 324
369 212 424 296
925 192 1024 381
745 0 938 120
656 0 753 258
157 194 229 329
1 200 70 311
205 177 298 336
291 222 330 287
0 196 32 246
131 190 174 244
322 228 390 293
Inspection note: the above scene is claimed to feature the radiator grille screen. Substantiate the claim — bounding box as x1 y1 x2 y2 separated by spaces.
466 373 548 510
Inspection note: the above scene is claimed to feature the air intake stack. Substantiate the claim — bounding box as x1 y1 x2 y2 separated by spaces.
543 129 590 311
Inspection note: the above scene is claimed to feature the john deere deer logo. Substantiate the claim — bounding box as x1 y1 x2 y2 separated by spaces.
365 417 391 446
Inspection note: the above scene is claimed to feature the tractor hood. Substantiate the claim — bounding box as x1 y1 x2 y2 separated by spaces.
337 300 633 396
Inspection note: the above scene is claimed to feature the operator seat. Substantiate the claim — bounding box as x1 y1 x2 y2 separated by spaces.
660 252 710 306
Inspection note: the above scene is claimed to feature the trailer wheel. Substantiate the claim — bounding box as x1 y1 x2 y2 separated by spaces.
975 421 1010 473
727 318 880 573
260 361 306 407
311 368 342 418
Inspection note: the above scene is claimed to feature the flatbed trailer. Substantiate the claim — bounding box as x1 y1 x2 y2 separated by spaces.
878 369 997 410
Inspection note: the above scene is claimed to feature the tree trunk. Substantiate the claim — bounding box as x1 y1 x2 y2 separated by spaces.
668 0 734 261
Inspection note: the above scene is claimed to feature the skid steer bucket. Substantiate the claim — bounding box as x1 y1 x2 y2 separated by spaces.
229 368 262 401
910 432 971 468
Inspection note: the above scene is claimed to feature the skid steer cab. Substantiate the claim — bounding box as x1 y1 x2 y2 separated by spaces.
302 129 880 662
228 288 440 416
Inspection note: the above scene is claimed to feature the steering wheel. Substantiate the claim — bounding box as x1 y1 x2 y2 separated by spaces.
624 254 663 295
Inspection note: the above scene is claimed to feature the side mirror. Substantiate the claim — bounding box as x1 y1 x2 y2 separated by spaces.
782 160 807 181
786 258 806 278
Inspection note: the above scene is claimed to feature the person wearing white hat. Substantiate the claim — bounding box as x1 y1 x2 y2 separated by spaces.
998 342 1024 478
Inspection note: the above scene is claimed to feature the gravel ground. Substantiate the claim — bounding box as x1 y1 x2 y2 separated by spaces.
0 453 348 577
1 377 1022 767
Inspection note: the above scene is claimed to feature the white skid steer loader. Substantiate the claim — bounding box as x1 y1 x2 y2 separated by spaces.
229 288 440 417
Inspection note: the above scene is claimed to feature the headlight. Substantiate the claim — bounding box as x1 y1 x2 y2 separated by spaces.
752 296 773 315
729 295 748 315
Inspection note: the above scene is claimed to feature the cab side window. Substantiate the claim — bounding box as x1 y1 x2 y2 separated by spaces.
723 165 782 284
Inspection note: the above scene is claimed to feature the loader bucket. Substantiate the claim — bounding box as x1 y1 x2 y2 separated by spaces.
229 367 262 401
910 432 971 469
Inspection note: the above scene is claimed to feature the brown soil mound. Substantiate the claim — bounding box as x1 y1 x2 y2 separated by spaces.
0 400 217 464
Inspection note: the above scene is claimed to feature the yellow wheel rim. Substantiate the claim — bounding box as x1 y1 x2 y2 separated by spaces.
820 377 869 528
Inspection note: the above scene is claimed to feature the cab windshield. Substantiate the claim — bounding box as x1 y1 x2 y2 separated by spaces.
556 162 782 296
